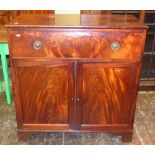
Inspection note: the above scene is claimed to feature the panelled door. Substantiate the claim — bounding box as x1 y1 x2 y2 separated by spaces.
14 59 74 130
76 62 138 131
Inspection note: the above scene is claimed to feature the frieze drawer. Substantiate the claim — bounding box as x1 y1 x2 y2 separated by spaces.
9 29 145 60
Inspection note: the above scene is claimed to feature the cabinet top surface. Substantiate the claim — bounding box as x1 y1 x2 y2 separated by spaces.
6 14 147 29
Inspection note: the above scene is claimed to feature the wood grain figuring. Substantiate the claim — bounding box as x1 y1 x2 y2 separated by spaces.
10 30 144 59
81 63 133 125
16 62 70 124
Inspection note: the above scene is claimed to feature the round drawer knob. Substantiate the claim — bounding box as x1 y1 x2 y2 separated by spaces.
111 42 120 51
33 40 42 50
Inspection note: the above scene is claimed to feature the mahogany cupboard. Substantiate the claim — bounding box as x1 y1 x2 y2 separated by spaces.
6 14 147 142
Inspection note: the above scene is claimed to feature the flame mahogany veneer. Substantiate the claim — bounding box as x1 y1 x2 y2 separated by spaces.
6 14 147 142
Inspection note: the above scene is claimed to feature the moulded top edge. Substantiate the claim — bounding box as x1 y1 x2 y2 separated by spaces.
6 14 148 29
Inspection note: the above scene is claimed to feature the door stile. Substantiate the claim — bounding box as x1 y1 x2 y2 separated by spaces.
75 62 83 129
69 61 83 130
68 61 75 129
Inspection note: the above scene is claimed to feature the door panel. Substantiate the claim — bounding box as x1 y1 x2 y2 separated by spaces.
15 60 73 127
78 63 134 128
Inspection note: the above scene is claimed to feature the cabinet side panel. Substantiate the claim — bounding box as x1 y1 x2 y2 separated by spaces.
16 65 69 124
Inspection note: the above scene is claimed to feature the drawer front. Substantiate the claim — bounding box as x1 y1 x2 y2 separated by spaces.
9 29 145 59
